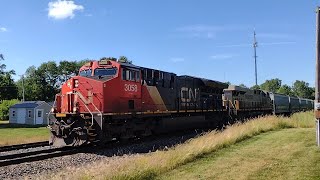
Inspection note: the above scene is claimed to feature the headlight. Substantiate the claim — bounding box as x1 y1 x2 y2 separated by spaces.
74 79 79 88
73 107 77 113
50 108 55 113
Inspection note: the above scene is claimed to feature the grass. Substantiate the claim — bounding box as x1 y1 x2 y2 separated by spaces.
160 128 320 180
47 111 316 180
0 123 49 146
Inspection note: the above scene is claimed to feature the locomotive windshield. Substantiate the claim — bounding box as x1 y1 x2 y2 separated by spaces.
79 69 92 77
94 68 117 76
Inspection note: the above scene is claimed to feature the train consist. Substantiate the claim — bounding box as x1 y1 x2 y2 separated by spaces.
48 59 314 147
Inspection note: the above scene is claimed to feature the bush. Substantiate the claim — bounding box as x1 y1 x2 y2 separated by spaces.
0 99 19 120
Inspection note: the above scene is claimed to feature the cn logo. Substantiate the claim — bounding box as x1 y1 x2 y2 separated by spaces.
180 87 199 103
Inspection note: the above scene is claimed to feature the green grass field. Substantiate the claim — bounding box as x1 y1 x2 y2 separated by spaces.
0 122 49 146
160 128 320 180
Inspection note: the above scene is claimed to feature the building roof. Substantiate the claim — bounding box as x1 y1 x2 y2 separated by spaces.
10 101 46 108
47 101 54 107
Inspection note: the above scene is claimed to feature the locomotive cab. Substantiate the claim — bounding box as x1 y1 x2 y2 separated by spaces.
222 85 273 117
49 59 126 146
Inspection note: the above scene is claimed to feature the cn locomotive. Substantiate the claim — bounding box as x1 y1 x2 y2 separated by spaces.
48 58 313 147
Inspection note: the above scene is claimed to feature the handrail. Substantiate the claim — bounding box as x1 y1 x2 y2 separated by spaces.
226 100 236 110
74 91 95 127
91 99 103 129
47 94 58 125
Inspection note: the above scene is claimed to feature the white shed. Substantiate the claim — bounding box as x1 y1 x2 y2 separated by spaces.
9 101 52 125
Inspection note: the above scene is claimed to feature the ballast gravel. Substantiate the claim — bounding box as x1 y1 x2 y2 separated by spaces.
0 131 201 180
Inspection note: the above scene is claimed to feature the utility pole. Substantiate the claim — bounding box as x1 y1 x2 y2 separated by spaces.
20 75 25 102
315 6 320 146
253 30 258 86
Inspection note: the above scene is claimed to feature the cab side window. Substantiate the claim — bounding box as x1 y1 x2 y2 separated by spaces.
122 68 140 82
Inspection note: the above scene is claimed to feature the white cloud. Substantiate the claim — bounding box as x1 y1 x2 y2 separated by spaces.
210 54 236 60
48 0 84 20
0 27 7 32
170 57 185 63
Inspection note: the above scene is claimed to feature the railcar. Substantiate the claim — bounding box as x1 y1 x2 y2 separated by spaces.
289 97 300 113
269 93 290 115
299 98 309 111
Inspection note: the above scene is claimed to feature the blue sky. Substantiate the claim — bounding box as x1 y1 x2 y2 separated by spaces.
0 0 317 87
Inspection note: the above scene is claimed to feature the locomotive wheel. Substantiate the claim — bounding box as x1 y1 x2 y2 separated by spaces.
50 128 88 147
49 118 89 147
87 125 98 143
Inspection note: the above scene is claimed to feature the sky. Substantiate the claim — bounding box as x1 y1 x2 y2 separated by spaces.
0 0 318 87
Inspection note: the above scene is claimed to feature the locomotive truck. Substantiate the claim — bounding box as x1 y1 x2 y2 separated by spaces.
48 58 313 147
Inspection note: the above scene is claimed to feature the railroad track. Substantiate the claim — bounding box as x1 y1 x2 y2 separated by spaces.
0 146 81 167
0 141 49 152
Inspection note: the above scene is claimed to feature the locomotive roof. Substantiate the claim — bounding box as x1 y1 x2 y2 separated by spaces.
225 85 250 92
119 62 141 69
179 75 228 89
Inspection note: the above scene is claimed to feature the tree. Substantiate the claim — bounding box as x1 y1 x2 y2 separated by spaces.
239 84 248 88
57 60 89 86
0 54 18 100
292 80 314 99
100 57 117 61
0 72 18 100
250 85 260 90
225 81 231 85
0 53 6 74
118 56 132 64
260 78 281 93
58 61 79 83
17 66 50 101
37 61 59 88
17 60 89 101
277 84 294 96
0 99 19 120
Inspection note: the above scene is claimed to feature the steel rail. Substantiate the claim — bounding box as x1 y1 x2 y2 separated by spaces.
0 141 49 153
0 147 80 167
